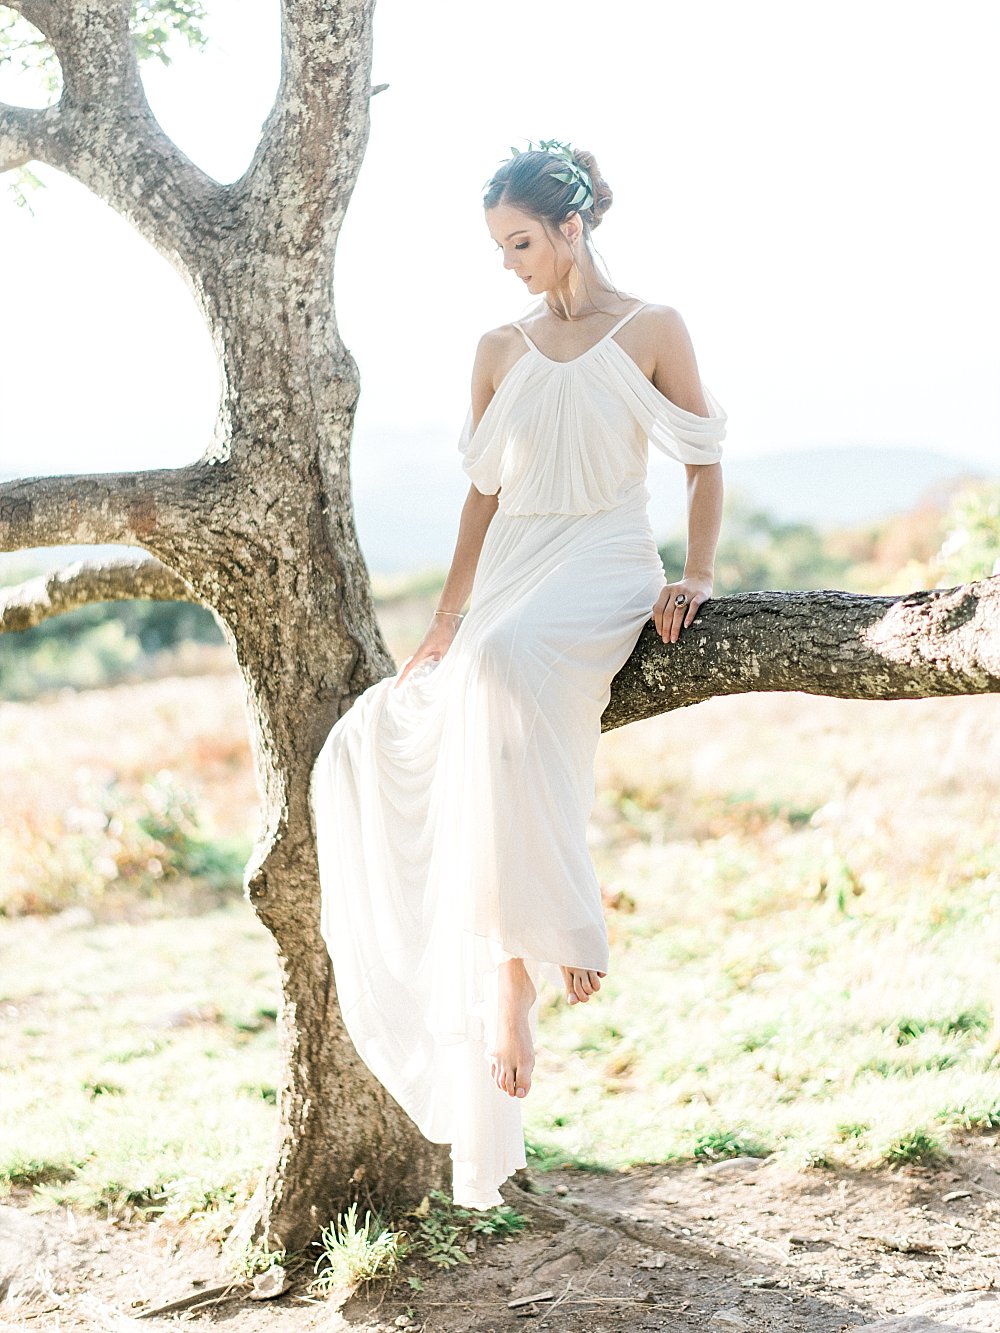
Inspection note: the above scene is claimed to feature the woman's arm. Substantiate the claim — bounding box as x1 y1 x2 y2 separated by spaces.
434 483 500 614
678 456 723 593
394 332 504 686
648 308 725 644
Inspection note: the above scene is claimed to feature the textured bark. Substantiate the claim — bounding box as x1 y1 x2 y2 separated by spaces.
2 0 999 1263
1 0 452 1261
602 578 1000 730
0 552 192 631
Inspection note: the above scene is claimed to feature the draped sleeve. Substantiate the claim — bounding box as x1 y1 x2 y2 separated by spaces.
455 350 539 497
454 337 726 515
647 380 727 464
457 405 501 495
608 348 727 464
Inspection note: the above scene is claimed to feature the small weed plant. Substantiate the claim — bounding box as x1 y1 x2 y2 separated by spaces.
310 1201 404 1294
233 1238 289 1282
400 1189 528 1268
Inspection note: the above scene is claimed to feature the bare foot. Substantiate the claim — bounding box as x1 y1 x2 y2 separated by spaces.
560 966 606 1005
489 958 536 1099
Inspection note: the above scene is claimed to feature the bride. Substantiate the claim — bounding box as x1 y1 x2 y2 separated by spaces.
310 138 726 1207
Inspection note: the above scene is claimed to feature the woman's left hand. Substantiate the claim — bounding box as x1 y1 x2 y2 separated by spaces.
652 577 712 644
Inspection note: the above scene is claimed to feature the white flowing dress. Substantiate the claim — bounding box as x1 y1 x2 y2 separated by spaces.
309 301 726 1208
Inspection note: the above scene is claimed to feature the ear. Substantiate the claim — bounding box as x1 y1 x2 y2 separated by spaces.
561 212 583 246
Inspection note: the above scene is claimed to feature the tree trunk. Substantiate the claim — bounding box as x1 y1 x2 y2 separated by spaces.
1 0 455 1257
2 0 999 1260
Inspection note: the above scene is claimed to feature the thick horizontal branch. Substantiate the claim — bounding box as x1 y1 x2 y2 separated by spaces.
602 577 1000 730
0 462 224 558
0 552 196 632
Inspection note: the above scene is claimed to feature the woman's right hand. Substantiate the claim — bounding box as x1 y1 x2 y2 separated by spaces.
394 615 462 689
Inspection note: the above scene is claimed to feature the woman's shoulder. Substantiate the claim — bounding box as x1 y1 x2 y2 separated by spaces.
627 303 714 417
627 302 702 367
601 300 686 381
472 318 532 371
471 319 534 395
475 317 528 351
631 300 688 332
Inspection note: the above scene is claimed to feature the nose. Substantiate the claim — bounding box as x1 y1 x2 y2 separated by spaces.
503 251 519 271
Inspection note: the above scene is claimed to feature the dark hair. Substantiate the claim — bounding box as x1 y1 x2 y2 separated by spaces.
483 146 614 236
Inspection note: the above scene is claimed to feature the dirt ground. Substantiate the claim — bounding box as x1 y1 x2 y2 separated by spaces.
2 1132 998 1332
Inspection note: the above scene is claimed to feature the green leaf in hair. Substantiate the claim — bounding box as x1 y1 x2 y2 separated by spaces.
486 137 595 214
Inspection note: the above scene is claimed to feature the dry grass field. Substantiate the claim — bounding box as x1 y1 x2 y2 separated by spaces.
1 631 998 1329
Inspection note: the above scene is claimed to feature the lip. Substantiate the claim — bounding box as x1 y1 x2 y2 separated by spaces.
520 275 532 283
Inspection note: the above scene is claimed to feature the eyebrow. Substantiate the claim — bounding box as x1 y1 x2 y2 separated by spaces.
504 230 530 239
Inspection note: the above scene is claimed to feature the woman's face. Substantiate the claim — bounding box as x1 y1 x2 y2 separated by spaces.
485 204 576 295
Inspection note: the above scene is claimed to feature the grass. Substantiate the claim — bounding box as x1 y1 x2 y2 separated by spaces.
0 900 279 1235
0 669 256 918
1 661 999 1236
309 1201 403 1293
231 1190 529 1296
393 1189 528 1272
523 688 1000 1176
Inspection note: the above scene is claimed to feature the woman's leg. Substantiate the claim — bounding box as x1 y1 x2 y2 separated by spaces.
489 957 536 1098
489 956 608 1100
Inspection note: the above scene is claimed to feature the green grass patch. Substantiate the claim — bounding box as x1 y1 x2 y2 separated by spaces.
0 901 277 1236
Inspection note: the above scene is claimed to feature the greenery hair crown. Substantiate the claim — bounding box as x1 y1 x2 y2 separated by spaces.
487 138 595 214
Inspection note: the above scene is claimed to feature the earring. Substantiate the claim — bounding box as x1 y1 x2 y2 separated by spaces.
567 243 580 300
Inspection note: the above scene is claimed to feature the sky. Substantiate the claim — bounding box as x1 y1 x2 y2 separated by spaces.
1 0 998 569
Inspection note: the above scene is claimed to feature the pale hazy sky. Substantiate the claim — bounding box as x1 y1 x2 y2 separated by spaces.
1 1 998 496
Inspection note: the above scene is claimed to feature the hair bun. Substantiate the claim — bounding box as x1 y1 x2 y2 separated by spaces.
572 148 613 229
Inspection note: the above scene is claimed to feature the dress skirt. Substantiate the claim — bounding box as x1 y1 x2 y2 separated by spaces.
309 482 667 1208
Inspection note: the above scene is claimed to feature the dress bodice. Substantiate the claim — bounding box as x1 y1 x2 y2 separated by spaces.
457 301 727 516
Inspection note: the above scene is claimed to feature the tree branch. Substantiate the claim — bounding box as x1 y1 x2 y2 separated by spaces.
7 0 132 100
602 577 1000 731
10 2 59 42
0 101 51 173
0 1 225 260
0 463 227 566
0 551 196 632
238 0 376 249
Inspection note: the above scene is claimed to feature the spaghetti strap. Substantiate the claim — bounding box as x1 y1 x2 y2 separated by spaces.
605 301 647 339
512 322 535 351
514 301 647 361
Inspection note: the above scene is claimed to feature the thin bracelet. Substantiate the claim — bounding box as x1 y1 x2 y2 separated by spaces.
434 609 464 620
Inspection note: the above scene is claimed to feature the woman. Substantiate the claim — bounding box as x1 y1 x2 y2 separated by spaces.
309 140 726 1209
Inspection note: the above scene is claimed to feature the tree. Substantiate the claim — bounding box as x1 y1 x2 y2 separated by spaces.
928 480 1000 587
2 0 998 1260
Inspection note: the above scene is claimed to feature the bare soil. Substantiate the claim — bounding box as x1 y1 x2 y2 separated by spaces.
3 1132 998 1331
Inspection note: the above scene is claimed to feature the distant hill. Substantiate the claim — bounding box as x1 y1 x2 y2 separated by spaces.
2 443 993 580
724 446 988 529
353 436 993 571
